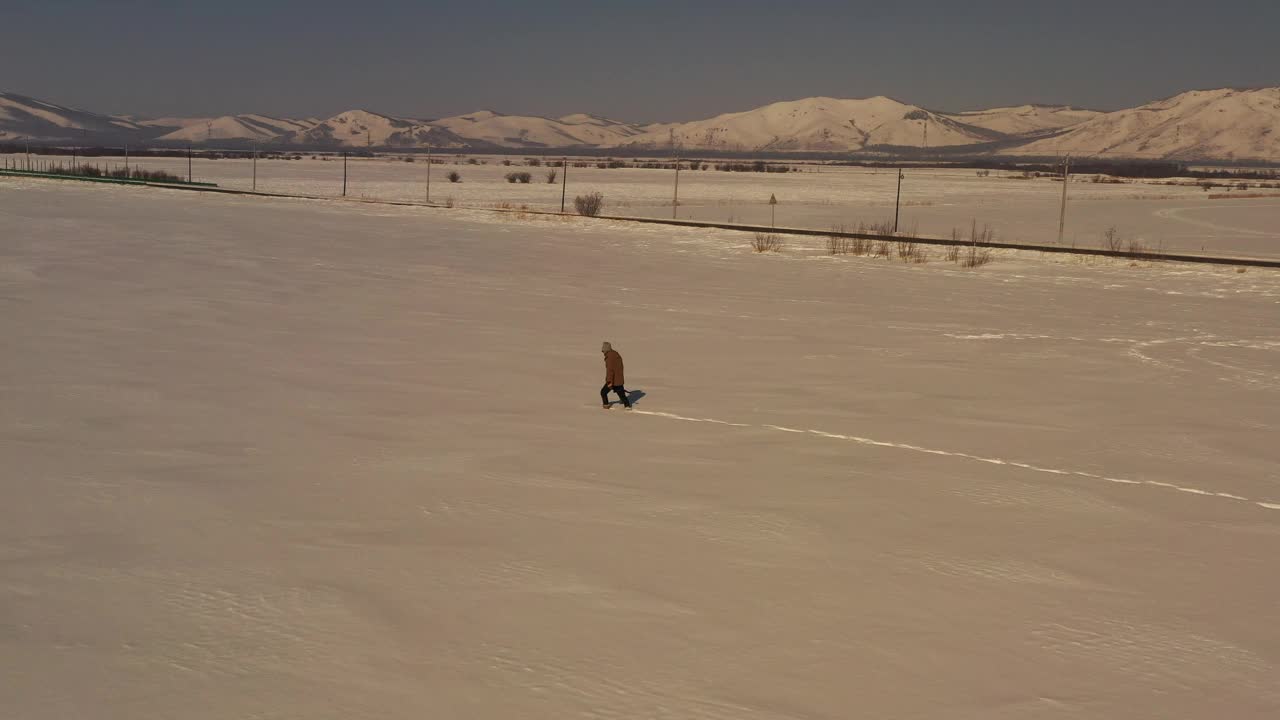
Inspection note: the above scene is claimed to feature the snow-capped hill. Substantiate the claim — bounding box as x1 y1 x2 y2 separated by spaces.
429 110 642 148
612 96 999 152
556 113 646 144
1010 88 1280 160
134 116 215 129
0 91 147 141
946 105 1101 136
156 114 316 142
280 109 470 148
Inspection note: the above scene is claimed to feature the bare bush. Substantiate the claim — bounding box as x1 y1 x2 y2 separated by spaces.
505 171 532 183
444 197 455 208
873 241 892 258
896 240 927 263
961 245 992 268
1102 226 1123 252
827 234 851 255
574 192 604 217
447 171 461 183
827 225 853 255
944 245 961 262
1127 239 1149 255
546 169 558 183
969 220 994 245
866 220 895 236
829 224 875 255
752 232 784 253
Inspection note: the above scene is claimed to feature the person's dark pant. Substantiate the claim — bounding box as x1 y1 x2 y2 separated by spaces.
601 384 630 407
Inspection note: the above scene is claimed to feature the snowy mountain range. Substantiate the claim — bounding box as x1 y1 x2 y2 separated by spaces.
1008 88 1280 160
612 96 1007 152
2 88 1277 160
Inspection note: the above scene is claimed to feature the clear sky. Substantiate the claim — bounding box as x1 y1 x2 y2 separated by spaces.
3 0 1277 122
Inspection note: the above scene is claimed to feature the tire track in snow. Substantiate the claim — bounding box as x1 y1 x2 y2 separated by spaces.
631 410 1279 512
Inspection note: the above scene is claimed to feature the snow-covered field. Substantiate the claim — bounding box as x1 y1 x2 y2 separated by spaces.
3 177 1279 719
7 153 1279 259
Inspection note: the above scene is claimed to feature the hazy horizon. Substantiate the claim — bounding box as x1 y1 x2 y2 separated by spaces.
2 0 1278 123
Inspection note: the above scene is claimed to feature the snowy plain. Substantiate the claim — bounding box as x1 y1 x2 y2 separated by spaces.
2 176 1279 719
7 152 1280 260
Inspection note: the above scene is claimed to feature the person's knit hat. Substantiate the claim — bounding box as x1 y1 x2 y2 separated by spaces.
601 341 612 352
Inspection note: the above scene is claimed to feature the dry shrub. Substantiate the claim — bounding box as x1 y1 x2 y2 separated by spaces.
865 220 895 236
444 197 455 208
969 220 995 244
961 245 992 268
873 241 892 258
505 171 532 183
1127 239 1149 255
752 232 784 253
574 192 604 216
897 240 928 263
1102 226 1123 252
446 171 461 183
827 235 852 255
546 169 558 183
827 225 854 255
944 245 961 262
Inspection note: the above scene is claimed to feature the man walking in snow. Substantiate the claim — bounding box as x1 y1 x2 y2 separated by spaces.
600 342 631 409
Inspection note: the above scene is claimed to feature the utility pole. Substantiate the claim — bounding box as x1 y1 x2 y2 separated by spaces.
670 128 680 217
124 144 129 176
1057 154 1071 245
769 193 777 227
342 152 348 196
187 145 192 183
893 168 904 233
560 156 568 213
252 143 258 192
425 143 432 203
672 156 681 219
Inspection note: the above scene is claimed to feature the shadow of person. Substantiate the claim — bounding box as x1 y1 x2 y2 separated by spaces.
606 389 647 408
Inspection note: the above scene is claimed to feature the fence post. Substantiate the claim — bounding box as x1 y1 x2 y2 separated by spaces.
343 152 348 197
560 156 568 212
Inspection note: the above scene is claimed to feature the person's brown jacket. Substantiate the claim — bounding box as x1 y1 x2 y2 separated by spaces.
604 349 625 386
